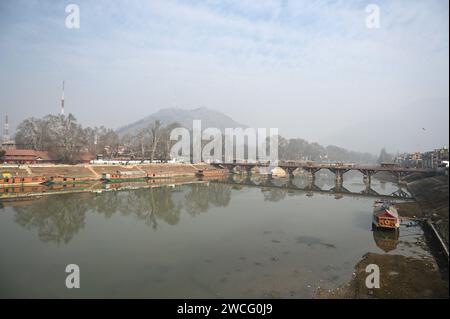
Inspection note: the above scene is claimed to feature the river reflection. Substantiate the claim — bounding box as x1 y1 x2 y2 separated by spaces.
0 175 428 298
9 182 233 243
5 175 412 245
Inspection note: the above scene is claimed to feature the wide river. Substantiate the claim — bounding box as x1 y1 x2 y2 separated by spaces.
0 173 430 298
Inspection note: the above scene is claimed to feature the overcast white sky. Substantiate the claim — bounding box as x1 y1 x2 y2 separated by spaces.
0 0 448 154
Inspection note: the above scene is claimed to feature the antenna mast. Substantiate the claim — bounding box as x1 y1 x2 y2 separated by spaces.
61 80 65 115
3 113 9 144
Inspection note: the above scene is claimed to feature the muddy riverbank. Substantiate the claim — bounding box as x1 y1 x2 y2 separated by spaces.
317 173 449 299
316 252 448 298
406 174 449 250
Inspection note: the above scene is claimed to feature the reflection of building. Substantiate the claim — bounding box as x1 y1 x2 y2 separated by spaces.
372 229 399 253
2 149 55 164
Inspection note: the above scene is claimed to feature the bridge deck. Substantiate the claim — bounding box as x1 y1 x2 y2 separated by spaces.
213 162 434 173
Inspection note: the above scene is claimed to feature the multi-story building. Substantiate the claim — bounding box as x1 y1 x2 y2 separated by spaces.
395 147 448 169
422 147 448 169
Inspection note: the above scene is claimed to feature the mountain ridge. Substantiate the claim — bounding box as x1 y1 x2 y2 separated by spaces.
116 107 247 136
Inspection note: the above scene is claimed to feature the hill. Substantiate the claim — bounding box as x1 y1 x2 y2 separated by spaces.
116 107 246 136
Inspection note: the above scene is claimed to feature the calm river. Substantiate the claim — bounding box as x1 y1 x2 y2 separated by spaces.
0 174 430 298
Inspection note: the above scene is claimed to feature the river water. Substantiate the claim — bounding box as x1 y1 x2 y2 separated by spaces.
0 174 431 298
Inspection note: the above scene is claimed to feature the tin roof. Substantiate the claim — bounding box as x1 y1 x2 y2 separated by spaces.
4 149 53 160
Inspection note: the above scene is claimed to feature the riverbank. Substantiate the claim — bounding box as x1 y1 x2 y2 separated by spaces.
316 252 448 298
317 173 449 299
0 163 212 180
405 174 449 251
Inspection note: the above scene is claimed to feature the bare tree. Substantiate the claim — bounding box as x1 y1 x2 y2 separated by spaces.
148 120 162 161
136 128 147 160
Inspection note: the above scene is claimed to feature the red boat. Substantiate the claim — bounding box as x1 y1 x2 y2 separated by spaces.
373 200 400 229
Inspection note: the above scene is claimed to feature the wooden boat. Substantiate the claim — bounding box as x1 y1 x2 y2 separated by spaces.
0 173 47 187
44 175 95 185
195 169 228 178
101 171 148 182
373 200 400 230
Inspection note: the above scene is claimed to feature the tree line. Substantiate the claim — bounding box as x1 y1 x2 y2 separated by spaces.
12 113 385 164
277 136 377 164
14 113 180 163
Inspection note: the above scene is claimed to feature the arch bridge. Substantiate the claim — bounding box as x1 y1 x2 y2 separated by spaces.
211 161 434 184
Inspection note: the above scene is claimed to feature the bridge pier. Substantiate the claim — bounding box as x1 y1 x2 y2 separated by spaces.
363 184 379 196
359 169 376 185
391 171 408 183
335 171 344 185
328 168 349 186
285 167 296 178
222 164 236 174
304 167 320 181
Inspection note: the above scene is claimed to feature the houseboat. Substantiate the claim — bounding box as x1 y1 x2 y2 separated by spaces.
373 200 400 230
195 169 228 178
101 171 148 183
0 173 47 187
44 175 95 185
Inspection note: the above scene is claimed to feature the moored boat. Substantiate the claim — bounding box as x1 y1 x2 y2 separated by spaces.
44 175 95 185
0 173 47 187
101 171 148 182
195 169 228 178
372 200 400 230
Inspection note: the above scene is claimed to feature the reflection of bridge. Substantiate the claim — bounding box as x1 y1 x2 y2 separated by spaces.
213 175 413 200
212 162 434 184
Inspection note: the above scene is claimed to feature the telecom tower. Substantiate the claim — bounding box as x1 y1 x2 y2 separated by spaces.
61 80 65 115
3 113 9 144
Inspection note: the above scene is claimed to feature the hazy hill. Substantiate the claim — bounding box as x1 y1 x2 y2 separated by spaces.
117 107 246 136
116 107 376 163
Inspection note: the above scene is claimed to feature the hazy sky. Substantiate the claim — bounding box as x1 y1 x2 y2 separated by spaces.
0 0 448 154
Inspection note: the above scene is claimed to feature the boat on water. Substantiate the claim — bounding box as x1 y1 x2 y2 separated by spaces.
372 200 400 230
195 169 228 178
0 173 47 187
44 175 95 185
101 171 148 182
